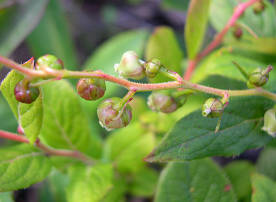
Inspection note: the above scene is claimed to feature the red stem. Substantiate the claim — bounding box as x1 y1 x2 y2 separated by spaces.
183 0 260 80
0 130 93 164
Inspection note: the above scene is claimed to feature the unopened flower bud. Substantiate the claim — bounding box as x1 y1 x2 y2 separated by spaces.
233 26 243 39
114 51 145 80
14 80 39 104
247 66 272 88
147 92 177 113
145 59 161 78
97 97 132 130
253 0 265 14
36 54 64 70
77 78 106 101
202 98 224 118
262 108 276 137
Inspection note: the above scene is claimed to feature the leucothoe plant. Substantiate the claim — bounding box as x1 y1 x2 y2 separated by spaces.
0 0 276 201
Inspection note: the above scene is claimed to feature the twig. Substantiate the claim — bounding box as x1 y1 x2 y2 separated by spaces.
183 0 260 80
0 54 276 101
0 130 94 164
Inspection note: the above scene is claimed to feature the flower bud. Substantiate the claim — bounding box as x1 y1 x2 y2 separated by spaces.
114 51 145 80
14 80 39 104
253 0 265 14
262 108 276 137
247 66 272 88
36 54 64 70
77 78 106 101
145 58 161 78
202 98 223 118
97 97 132 130
233 26 243 39
147 92 177 114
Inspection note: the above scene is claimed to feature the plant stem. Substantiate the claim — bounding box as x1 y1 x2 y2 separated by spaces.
0 54 275 101
183 0 260 80
0 130 94 164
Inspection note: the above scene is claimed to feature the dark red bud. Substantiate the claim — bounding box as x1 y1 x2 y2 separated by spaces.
14 80 39 104
77 78 106 101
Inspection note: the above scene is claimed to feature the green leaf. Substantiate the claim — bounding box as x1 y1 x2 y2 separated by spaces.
185 0 211 59
257 147 276 181
225 37 276 55
251 174 276 202
191 50 276 92
0 96 17 133
145 26 183 83
0 192 13 202
155 159 236 202
0 0 48 57
224 161 255 200
67 164 113 202
129 166 159 197
0 144 52 192
161 0 189 11
102 177 127 202
82 29 149 115
146 97 273 162
210 0 276 38
40 80 102 158
27 0 77 69
48 170 69 202
0 70 43 144
103 123 155 173
18 93 43 144
0 70 24 118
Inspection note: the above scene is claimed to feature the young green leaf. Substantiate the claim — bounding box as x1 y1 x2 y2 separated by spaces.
48 170 69 202
0 70 43 143
129 166 159 197
18 93 43 144
251 174 276 202
0 0 48 57
224 161 255 201
27 0 77 69
67 164 113 202
146 97 273 162
257 147 276 181
0 70 24 117
185 0 211 59
40 80 102 158
0 95 17 133
191 50 276 92
0 192 13 202
103 123 155 173
145 26 183 83
155 159 236 202
0 144 52 192
102 177 127 202
161 0 189 11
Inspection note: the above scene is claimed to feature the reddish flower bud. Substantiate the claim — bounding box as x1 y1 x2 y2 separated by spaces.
36 54 64 70
77 78 106 101
233 26 243 39
253 0 265 14
147 92 178 113
114 51 145 80
14 80 39 104
247 66 272 88
97 97 132 130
